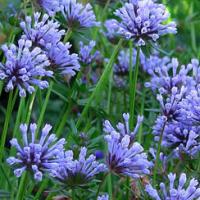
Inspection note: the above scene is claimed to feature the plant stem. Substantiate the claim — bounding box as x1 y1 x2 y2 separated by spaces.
25 91 36 124
36 81 53 137
33 179 49 200
106 69 113 114
16 172 28 200
107 174 113 200
0 91 14 161
96 173 109 199
76 39 123 129
153 120 167 185
64 28 72 43
129 45 140 130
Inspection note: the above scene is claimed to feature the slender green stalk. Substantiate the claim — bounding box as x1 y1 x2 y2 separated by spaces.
76 39 123 129
129 46 140 130
137 89 145 143
25 92 37 124
64 28 72 43
106 69 113 114
16 172 28 200
107 174 113 200
35 81 53 137
153 120 167 185
0 91 14 161
96 173 109 199
0 81 3 96
10 98 25 154
190 2 197 53
33 179 49 200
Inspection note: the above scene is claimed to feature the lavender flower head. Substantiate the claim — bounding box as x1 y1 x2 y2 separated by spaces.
20 12 65 47
114 0 177 46
161 122 200 157
103 113 144 142
46 42 80 76
104 131 151 178
0 39 52 97
7 123 65 181
104 19 120 43
37 0 60 16
79 41 101 66
142 51 170 73
145 173 200 200
97 194 109 200
179 88 200 126
50 147 107 187
60 0 99 29
145 58 199 95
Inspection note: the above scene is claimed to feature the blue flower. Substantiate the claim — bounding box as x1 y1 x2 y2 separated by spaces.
20 12 65 47
145 173 200 200
104 113 143 142
79 40 101 66
114 0 177 45
60 0 99 29
145 58 198 95
46 42 80 76
7 123 65 181
37 0 60 16
50 147 107 187
0 39 52 97
97 194 109 200
104 119 151 178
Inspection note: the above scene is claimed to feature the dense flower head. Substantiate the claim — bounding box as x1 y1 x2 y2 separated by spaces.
20 12 65 47
46 42 80 76
145 58 200 95
79 41 101 66
37 0 60 16
7 123 65 181
0 39 52 97
97 194 109 200
104 131 151 178
60 0 99 29
103 113 144 142
161 122 200 157
114 0 177 46
103 19 120 43
145 173 200 200
50 147 107 187
179 88 200 126
142 51 170 73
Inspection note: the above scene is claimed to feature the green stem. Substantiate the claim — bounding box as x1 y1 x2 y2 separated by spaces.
64 28 72 43
16 172 28 200
33 179 48 200
0 91 14 161
129 46 140 130
153 120 167 185
107 174 113 200
76 39 123 129
25 91 37 124
36 81 53 137
106 69 113 114
0 81 3 96
96 173 109 199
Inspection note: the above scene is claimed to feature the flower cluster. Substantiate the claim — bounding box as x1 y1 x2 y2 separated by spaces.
145 173 200 200
145 58 199 95
79 41 101 66
37 0 60 16
0 39 52 97
7 123 65 181
104 114 151 178
114 0 177 46
97 194 109 200
20 12 80 77
60 0 99 29
50 147 107 187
